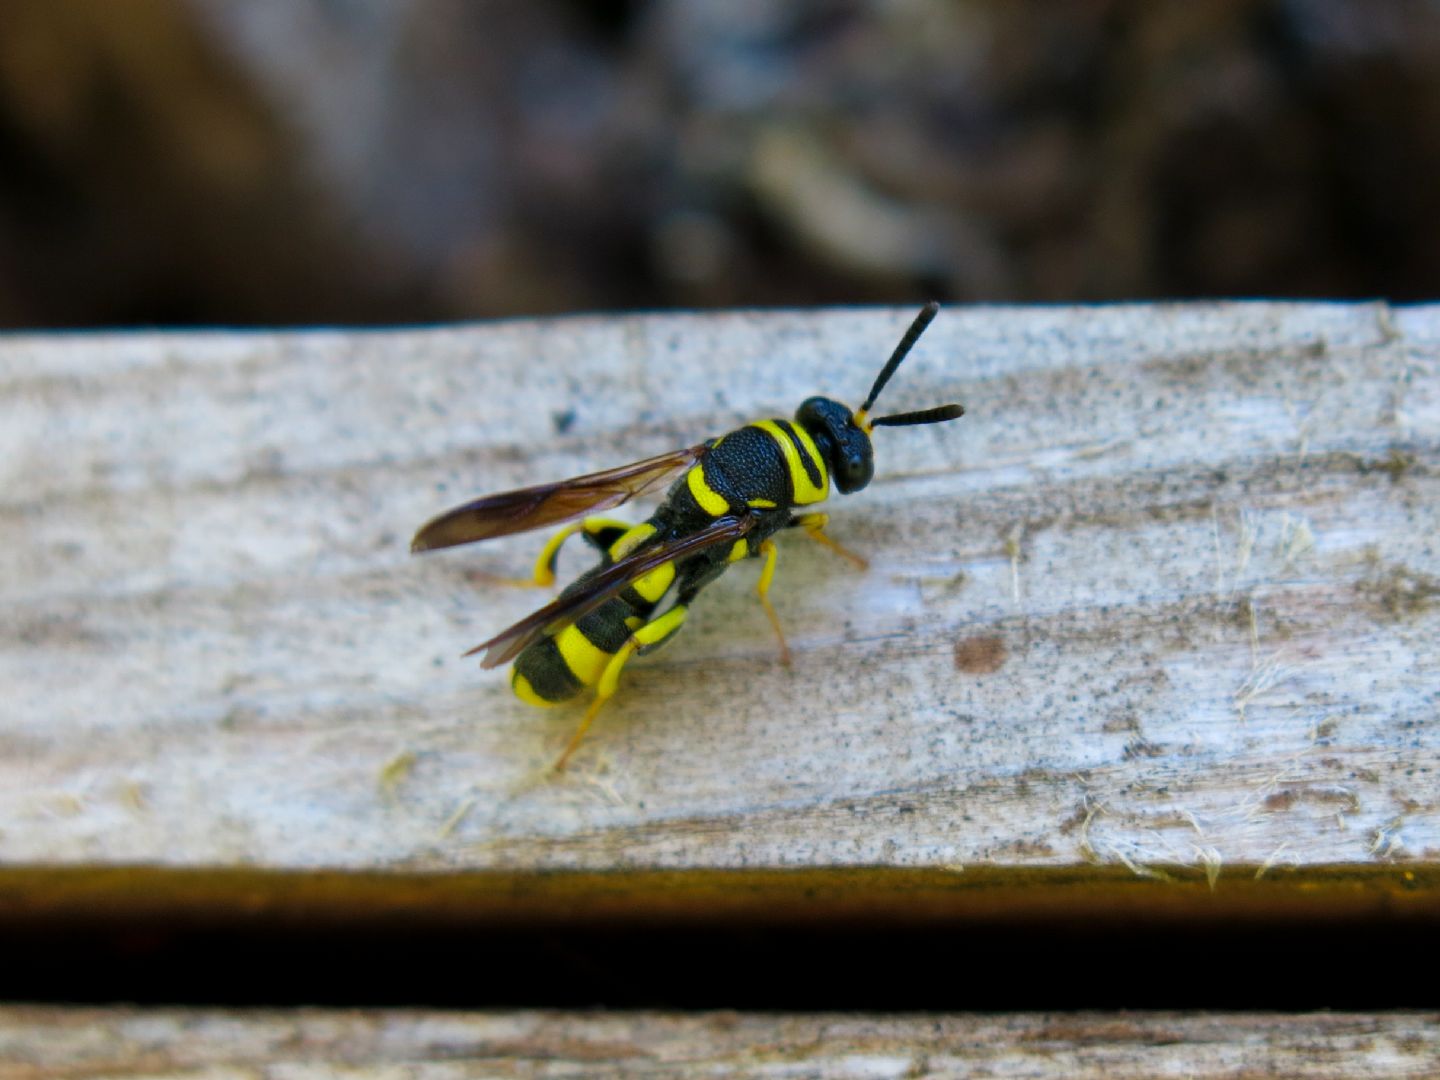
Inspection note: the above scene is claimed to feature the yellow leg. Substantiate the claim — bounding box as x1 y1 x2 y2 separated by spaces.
756 538 792 667
528 521 586 587
466 568 557 589
553 604 689 771
793 512 868 570
474 517 632 589
553 677 619 772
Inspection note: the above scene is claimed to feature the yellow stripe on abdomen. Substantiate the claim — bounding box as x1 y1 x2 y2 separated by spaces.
751 420 828 504
555 624 612 687
632 559 675 603
512 670 563 707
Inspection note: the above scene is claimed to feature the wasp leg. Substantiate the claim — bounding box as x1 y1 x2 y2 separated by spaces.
474 516 633 588
788 512 869 570
755 537 792 667
553 603 689 772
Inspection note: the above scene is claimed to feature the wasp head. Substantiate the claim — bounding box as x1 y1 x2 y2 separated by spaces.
795 396 875 493
794 303 964 496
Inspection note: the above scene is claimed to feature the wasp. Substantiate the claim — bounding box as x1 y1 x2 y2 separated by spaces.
412 303 963 769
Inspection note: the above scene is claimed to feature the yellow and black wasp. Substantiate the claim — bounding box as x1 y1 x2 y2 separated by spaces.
411 303 963 769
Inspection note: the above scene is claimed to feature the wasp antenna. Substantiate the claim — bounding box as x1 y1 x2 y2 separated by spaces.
871 403 965 427
859 301 941 414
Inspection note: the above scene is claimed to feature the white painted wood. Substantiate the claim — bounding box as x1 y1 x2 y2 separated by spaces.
1 1008 1437 1079
1 304 1436 879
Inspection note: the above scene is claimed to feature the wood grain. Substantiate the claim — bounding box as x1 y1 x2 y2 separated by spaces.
1 304 1436 912
1 1008 1437 1079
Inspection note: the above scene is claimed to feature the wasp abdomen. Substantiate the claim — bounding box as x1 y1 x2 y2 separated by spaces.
511 599 635 705
510 520 674 705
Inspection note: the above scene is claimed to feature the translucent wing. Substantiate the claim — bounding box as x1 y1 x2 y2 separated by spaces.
464 513 756 669
411 445 706 553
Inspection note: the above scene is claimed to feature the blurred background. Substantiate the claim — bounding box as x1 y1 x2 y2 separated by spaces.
2 0 1439 329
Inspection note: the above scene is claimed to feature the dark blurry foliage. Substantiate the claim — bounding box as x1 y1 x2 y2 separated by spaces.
2 0 1440 328
0 0 425 325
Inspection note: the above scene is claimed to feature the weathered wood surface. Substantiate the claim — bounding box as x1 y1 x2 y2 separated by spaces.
1 1008 1437 1079
1 304 1437 906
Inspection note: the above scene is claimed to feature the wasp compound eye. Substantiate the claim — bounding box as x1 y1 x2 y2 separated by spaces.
837 439 874 493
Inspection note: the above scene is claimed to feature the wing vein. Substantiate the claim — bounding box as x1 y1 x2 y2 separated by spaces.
411 445 706 552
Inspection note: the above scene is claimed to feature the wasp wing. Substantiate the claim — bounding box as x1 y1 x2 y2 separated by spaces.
411 444 706 553
464 512 756 669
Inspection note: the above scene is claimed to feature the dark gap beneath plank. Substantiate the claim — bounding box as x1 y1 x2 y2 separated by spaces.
2 915 1436 1011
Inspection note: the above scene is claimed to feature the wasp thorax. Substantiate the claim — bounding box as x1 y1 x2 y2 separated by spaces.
795 395 875 494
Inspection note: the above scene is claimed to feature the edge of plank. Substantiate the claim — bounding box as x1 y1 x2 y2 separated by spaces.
0 863 1434 926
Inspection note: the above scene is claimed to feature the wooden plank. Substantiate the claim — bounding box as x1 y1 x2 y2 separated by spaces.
1 304 1437 913
1 1008 1437 1079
